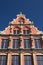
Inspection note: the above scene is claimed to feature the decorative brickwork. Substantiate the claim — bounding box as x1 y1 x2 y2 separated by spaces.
0 13 43 65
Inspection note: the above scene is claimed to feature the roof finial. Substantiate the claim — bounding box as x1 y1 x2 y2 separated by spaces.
16 12 26 17
20 12 23 15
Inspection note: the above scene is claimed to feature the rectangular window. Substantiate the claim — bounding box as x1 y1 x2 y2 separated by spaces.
35 39 41 48
13 39 19 49
23 30 29 35
37 55 43 65
12 55 20 65
14 30 20 34
1 39 9 49
24 55 32 65
24 39 31 48
0 55 7 65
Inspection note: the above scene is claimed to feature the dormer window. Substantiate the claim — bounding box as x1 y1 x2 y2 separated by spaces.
23 30 30 35
14 30 20 34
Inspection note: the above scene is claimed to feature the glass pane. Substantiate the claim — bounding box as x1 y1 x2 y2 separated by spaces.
0 56 7 65
27 30 29 34
24 56 32 65
35 39 41 48
17 30 20 34
23 30 29 34
37 56 43 60
37 56 43 65
14 30 16 34
1 39 9 48
12 55 19 65
24 39 31 48
13 39 19 48
14 30 19 34
5 39 9 48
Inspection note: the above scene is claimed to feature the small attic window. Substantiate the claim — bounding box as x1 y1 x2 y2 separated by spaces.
19 19 24 24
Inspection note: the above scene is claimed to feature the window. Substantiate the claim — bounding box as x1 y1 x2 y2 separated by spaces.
13 39 19 49
23 30 29 35
37 56 43 65
1 39 9 49
14 30 20 34
0 55 7 65
24 39 31 48
20 20 23 24
24 55 32 65
12 55 20 65
35 39 41 48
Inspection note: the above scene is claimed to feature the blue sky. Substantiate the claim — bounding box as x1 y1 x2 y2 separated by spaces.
0 0 43 31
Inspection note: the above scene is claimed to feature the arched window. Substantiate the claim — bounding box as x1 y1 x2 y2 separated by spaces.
14 30 20 34
23 30 30 35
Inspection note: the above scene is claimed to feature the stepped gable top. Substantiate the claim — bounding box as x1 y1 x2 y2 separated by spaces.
9 12 33 24
16 12 26 18
0 13 43 35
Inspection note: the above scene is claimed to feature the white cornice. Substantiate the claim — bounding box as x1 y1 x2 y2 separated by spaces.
0 31 5 34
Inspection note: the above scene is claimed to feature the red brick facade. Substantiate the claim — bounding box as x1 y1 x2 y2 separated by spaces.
0 13 43 65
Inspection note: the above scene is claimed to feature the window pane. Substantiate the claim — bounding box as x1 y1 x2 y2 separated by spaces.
0 55 7 65
37 56 43 65
35 39 41 48
1 39 9 48
14 30 19 34
24 39 31 48
23 30 29 34
12 55 20 65
14 30 16 34
17 30 20 34
13 39 19 48
24 55 32 65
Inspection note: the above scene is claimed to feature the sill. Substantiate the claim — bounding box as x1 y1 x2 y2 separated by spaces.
24 48 31 49
34 48 43 49
0 34 43 36
0 48 8 49
0 48 8 52
0 48 43 52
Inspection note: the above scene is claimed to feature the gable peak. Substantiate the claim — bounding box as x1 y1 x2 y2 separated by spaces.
16 12 26 18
